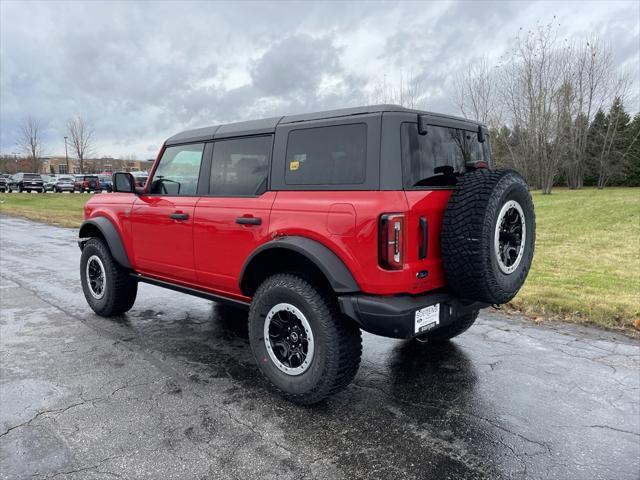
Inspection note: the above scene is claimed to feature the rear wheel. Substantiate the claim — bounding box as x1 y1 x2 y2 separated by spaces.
415 310 479 343
80 238 137 316
249 273 362 404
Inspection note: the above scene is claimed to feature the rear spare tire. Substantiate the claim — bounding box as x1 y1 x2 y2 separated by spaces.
441 169 535 305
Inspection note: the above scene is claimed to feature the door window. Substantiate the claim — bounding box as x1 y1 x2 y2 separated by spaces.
210 136 272 196
149 143 204 195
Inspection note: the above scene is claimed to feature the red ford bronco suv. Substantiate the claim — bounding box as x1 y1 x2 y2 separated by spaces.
79 105 535 404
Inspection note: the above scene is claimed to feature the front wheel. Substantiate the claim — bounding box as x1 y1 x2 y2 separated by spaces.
80 238 137 316
249 273 362 404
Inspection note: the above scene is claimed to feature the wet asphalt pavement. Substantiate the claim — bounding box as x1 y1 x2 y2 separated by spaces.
0 215 639 480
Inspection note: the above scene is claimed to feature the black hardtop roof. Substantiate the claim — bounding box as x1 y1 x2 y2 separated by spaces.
165 104 483 145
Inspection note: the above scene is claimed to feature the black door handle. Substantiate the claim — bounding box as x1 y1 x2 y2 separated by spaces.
236 216 262 225
170 213 189 221
419 217 428 259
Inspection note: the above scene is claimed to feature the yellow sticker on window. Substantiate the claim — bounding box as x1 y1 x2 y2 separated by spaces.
289 160 300 171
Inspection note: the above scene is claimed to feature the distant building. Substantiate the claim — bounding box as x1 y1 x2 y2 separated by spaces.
41 157 154 175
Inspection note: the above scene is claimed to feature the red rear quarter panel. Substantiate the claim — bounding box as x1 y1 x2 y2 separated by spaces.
271 191 411 295
403 190 452 294
271 190 452 296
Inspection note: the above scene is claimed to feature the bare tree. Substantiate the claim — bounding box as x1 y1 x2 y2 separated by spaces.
563 39 614 189
370 71 426 108
66 116 94 174
17 117 44 172
453 56 501 127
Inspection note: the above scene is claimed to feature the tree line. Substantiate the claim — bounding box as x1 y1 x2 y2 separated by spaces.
372 22 639 193
453 22 638 193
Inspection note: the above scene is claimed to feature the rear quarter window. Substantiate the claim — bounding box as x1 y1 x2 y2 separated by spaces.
401 123 489 188
285 123 367 185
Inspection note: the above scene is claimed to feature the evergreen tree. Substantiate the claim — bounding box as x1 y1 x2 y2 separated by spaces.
591 98 630 188
623 113 640 186
584 109 607 186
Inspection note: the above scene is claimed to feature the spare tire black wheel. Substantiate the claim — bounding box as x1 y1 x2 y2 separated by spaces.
441 169 535 305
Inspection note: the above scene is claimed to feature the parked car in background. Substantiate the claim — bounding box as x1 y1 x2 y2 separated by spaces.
74 175 101 193
8 173 45 193
0 174 10 192
54 175 76 193
98 175 113 192
44 175 58 192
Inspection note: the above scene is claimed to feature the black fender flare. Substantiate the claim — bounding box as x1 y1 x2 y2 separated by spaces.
78 217 132 270
239 236 360 295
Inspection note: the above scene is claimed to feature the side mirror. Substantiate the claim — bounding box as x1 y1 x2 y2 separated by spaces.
478 126 486 143
112 172 136 193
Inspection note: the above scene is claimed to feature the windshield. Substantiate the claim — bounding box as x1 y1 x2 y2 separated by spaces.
401 123 490 188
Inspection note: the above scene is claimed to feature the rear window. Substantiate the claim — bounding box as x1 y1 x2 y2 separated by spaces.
401 123 489 188
24 174 40 179
285 124 366 185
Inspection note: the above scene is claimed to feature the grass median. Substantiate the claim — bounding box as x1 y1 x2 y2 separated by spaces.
0 188 638 333
0 192 88 228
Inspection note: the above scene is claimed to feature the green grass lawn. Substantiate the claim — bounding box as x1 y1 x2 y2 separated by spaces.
509 188 639 332
0 192 88 227
1 188 638 332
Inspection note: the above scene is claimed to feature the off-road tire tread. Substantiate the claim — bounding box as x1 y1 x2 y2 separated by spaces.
441 169 534 304
249 273 362 405
81 238 137 316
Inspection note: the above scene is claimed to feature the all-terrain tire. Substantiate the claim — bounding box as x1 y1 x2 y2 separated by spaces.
80 238 137 316
441 169 535 305
415 310 479 343
249 273 362 404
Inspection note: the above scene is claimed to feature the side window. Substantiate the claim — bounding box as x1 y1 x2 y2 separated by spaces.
149 143 204 195
285 124 367 185
210 136 271 196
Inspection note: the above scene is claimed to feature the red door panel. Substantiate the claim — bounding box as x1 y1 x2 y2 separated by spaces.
130 195 198 283
193 192 276 296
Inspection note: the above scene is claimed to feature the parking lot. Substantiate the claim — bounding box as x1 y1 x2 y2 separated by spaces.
1 215 639 479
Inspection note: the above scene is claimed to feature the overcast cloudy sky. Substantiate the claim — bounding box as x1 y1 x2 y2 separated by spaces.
1 0 638 159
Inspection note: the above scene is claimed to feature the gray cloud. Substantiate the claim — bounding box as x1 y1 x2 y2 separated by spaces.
0 0 638 158
251 34 342 96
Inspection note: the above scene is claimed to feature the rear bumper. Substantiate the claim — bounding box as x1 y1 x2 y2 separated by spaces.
338 290 488 339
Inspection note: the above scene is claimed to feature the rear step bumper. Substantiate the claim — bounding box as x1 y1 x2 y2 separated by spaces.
338 290 488 340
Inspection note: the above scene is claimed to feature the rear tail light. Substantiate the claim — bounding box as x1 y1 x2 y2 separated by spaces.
379 213 405 270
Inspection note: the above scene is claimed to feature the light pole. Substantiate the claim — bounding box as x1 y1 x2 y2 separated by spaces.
64 136 69 174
